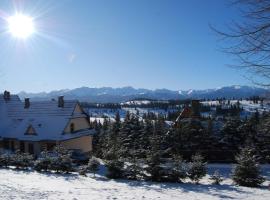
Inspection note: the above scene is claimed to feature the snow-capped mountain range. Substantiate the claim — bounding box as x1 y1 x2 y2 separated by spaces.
17 85 269 103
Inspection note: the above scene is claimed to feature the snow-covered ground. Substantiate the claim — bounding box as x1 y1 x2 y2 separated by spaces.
0 164 269 200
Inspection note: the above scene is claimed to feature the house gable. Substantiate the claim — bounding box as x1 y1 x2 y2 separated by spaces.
73 103 84 114
63 118 90 133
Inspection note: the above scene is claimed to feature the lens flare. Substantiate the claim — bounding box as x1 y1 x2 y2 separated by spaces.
7 14 35 39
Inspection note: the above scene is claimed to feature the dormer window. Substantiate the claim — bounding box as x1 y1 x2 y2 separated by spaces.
25 125 37 135
70 123 75 133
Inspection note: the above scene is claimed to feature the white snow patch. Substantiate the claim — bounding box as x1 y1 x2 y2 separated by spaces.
0 164 269 200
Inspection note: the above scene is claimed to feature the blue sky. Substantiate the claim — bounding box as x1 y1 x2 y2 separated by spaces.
0 0 250 93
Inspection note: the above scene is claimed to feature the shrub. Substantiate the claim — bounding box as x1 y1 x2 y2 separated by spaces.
123 158 144 180
78 166 88 176
88 157 100 177
187 153 207 184
34 151 53 172
210 170 223 185
164 156 187 183
37 145 74 173
232 147 265 187
105 159 124 179
0 153 12 168
145 152 164 182
12 150 33 170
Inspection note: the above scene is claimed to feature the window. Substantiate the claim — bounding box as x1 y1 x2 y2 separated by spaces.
10 141 14 151
70 123 75 132
20 142 25 152
3 140 9 149
28 143 34 154
25 125 37 135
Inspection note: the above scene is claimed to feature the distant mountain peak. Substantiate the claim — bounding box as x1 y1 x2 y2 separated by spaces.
17 85 268 103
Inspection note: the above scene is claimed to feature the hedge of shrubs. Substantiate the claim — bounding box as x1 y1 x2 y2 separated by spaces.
0 145 74 173
0 146 265 188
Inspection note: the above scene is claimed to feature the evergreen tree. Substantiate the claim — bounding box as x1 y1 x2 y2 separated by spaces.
139 119 153 157
232 147 265 187
0 153 12 168
105 159 124 179
220 119 243 160
164 155 187 183
187 153 207 184
123 157 143 180
88 157 100 177
146 151 164 182
34 150 53 172
12 150 33 170
105 112 121 159
50 145 73 173
256 114 270 162
91 119 103 158
210 170 223 185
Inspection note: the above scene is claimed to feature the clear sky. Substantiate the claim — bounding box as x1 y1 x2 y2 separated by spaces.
0 0 250 93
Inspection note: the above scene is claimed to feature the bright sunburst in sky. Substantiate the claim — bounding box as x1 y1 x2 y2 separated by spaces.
0 0 251 93
7 14 35 39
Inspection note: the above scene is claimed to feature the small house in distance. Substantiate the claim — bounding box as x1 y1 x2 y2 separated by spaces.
0 91 94 156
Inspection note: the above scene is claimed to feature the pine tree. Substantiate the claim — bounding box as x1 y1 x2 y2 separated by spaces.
88 157 100 177
220 119 243 161
146 151 164 182
0 153 12 168
164 155 187 183
232 147 265 187
50 145 73 173
210 170 223 185
12 150 33 170
105 159 124 179
34 150 53 172
140 119 153 157
187 153 207 184
124 157 143 180
105 112 121 159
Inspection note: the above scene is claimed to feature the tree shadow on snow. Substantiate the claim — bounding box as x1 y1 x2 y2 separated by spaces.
113 179 259 199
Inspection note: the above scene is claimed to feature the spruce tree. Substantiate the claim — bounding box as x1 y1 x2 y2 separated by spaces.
210 170 223 185
88 157 100 177
165 155 187 183
34 150 53 172
105 159 124 179
187 153 207 184
124 157 143 180
146 151 164 182
232 147 265 187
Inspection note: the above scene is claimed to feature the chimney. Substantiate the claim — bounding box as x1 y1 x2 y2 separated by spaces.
24 98 30 109
3 90 10 101
58 96 64 108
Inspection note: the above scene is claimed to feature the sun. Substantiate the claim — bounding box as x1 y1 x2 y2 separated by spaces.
7 14 35 39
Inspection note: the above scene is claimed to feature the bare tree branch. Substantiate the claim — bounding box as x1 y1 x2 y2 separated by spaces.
212 0 270 86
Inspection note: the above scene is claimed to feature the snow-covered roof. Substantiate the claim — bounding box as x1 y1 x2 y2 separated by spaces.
0 94 94 141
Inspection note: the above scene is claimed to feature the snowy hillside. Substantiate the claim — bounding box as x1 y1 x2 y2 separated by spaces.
0 164 269 200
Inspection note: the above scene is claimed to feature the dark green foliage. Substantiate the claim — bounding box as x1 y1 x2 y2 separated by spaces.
88 157 100 177
49 145 73 173
163 156 187 183
78 166 88 176
123 158 144 180
105 159 124 179
232 147 265 187
0 153 12 168
146 151 164 182
210 170 223 185
187 154 207 183
11 150 34 169
34 151 53 172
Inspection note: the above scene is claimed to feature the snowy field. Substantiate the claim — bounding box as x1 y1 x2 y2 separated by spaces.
0 164 270 200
